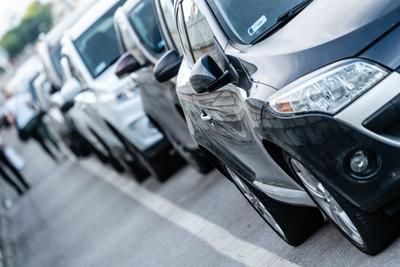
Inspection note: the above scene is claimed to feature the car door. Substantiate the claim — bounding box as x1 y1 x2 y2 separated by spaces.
175 0 300 191
115 0 168 124
59 54 106 154
116 0 195 147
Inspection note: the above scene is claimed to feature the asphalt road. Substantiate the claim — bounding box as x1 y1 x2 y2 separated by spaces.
2 130 400 267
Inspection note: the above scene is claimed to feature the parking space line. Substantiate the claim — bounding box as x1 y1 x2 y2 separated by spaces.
80 160 298 267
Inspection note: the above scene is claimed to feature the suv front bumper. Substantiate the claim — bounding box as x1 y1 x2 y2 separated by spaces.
262 72 400 213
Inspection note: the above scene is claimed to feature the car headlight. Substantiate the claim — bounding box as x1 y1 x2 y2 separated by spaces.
268 60 388 115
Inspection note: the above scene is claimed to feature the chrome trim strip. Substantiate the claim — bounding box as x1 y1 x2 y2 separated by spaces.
253 181 316 207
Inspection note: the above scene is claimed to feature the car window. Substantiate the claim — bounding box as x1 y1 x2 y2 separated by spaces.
74 3 123 78
208 0 307 44
176 4 193 63
128 0 165 56
158 0 182 54
116 12 147 66
180 0 224 67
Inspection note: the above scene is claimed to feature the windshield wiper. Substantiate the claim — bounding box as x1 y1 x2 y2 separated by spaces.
251 0 313 44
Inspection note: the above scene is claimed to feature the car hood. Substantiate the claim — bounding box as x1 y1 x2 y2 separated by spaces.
239 0 400 89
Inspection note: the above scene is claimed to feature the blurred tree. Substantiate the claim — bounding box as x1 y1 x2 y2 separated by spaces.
0 1 53 59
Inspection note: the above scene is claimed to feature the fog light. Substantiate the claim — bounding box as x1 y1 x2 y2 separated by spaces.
350 151 369 173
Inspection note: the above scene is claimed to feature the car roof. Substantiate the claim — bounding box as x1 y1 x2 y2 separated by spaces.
67 0 122 41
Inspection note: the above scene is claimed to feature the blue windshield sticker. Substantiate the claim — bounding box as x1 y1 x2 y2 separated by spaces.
248 15 267 36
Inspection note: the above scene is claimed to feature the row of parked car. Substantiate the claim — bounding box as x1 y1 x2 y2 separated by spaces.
30 0 400 256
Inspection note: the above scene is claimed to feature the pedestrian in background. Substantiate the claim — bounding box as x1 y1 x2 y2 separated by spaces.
3 90 61 162
0 136 29 196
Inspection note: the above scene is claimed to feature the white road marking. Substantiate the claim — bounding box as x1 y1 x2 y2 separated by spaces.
80 160 298 267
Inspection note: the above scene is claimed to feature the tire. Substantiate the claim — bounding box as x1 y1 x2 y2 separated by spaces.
115 130 184 183
90 129 126 174
286 155 400 255
126 161 150 182
225 166 324 246
66 133 92 157
147 116 213 175
137 145 185 182
91 145 109 164
178 146 213 174
108 155 126 174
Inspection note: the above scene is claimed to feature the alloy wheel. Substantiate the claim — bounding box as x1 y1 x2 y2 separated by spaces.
289 158 364 246
225 167 286 238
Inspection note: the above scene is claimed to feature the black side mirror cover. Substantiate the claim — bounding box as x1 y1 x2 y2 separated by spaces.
154 50 183 83
190 55 231 94
49 84 60 95
60 101 75 113
115 53 142 78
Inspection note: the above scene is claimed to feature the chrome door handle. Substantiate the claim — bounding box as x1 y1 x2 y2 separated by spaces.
200 112 212 122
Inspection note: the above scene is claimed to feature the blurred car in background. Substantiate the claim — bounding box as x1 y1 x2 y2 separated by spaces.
35 2 99 158
113 0 212 173
59 0 183 181
32 71 92 157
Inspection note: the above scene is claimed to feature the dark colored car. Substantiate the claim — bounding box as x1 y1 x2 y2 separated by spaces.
159 0 400 255
114 0 212 173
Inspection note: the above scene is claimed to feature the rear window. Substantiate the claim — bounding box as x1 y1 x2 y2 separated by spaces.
207 0 306 44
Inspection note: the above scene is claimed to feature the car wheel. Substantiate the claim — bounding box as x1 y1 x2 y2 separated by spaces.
178 145 213 174
118 150 150 183
225 166 324 246
66 134 92 157
147 116 213 175
90 129 126 174
118 133 184 183
288 157 400 255
137 146 184 183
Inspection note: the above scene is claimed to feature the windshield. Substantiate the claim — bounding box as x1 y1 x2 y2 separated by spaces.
128 0 165 56
74 3 123 78
208 0 307 44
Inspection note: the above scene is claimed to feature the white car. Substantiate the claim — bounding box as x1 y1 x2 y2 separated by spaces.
59 0 182 181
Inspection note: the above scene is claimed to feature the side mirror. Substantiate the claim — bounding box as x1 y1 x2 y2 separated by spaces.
189 55 232 94
49 84 60 95
59 78 82 110
154 50 183 83
115 53 142 78
50 91 72 112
